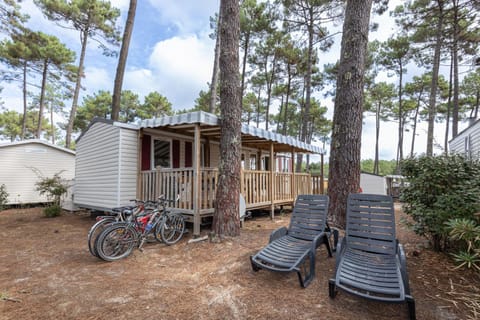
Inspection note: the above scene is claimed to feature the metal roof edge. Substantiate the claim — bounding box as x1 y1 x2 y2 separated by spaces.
0 139 76 155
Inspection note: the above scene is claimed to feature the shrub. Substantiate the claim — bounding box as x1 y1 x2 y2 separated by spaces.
0 184 8 210
35 172 68 206
35 172 69 218
400 154 480 252
43 204 62 218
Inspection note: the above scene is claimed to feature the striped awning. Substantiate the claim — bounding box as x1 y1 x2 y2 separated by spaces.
137 111 325 154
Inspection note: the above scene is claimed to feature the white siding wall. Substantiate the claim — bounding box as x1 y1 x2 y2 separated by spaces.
75 122 122 209
0 143 75 204
118 128 138 205
449 121 480 159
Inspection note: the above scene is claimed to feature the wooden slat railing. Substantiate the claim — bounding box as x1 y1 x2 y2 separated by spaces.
241 170 270 206
274 172 292 202
140 169 321 210
140 168 194 210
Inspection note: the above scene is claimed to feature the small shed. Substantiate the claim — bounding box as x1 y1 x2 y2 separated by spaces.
0 139 75 205
360 172 387 195
74 118 138 211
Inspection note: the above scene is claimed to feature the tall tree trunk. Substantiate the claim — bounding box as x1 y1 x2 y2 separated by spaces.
210 8 222 114
396 62 404 169
65 28 89 149
426 1 444 156
21 61 27 139
282 64 292 135
112 0 137 121
50 102 55 144
374 102 380 175
410 104 419 157
297 8 315 172
451 0 459 137
212 0 241 238
445 54 453 153
36 60 48 139
264 59 276 131
328 0 372 229
239 29 249 113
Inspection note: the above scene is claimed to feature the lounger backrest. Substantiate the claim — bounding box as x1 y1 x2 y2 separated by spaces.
288 194 329 241
346 193 396 255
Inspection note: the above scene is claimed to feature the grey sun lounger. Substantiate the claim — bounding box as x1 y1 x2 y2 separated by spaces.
329 193 416 320
250 194 335 288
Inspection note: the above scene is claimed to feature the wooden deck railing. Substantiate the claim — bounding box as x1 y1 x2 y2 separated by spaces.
140 168 321 211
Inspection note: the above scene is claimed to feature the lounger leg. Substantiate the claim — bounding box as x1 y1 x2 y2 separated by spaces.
406 295 416 320
297 252 315 288
328 279 337 298
323 235 332 257
332 228 339 252
250 256 260 272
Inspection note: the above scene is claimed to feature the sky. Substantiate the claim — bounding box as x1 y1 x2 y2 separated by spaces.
0 0 473 161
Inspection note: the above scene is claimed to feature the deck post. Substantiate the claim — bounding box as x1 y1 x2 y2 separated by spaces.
291 148 296 200
269 143 275 219
320 153 324 194
193 124 201 236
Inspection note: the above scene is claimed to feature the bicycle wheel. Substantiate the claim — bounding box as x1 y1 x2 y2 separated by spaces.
153 216 166 243
96 223 137 261
161 214 185 245
87 217 116 257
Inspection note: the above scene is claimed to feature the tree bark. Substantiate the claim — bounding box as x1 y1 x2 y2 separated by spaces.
36 60 48 139
426 1 444 156
65 28 89 149
374 101 380 175
112 0 137 121
21 61 27 139
451 0 459 138
328 0 373 229
212 0 241 238
396 61 404 169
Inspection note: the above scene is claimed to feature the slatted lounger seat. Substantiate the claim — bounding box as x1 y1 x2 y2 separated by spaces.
250 194 334 288
329 193 416 320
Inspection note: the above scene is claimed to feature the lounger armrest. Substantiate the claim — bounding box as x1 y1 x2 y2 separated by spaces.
269 226 288 243
312 232 326 252
397 240 411 294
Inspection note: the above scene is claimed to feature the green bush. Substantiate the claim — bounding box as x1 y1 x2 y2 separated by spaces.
43 204 62 218
35 172 68 206
0 184 8 211
400 154 480 252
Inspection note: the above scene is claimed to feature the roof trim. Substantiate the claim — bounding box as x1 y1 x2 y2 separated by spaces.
449 117 480 143
76 117 138 143
0 139 76 155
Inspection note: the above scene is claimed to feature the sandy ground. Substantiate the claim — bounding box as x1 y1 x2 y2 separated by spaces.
0 205 479 320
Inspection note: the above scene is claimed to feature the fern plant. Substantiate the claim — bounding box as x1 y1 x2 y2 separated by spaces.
446 218 480 272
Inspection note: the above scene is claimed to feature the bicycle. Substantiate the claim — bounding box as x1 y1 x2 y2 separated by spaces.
155 196 186 245
94 195 185 261
87 199 154 257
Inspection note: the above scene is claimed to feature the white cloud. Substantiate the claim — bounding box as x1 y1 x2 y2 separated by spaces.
146 35 214 109
81 67 112 97
147 0 218 35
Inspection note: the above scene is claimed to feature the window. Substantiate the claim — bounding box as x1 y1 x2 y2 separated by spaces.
153 140 171 168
